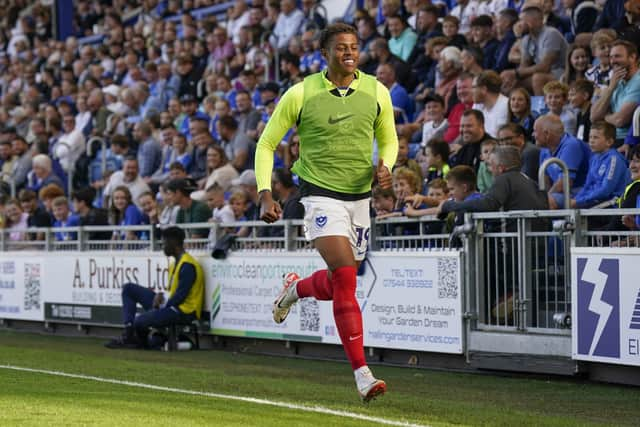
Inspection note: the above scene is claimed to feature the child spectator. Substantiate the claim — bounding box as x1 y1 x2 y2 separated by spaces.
569 80 594 143
586 29 616 99
571 121 631 208
543 81 577 136
4 198 28 242
372 186 397 219
442 15 467 50
508 87 537 140
38 184 65 218
417 138 450 188
51 196 81 241
561 45 592 86
157 182 179 227
170 133 193 172
420 94 448 147
477 139 497 193
228 190 250 237
392 167 422 213
205 184 235 224
404 178 450 217
109 186 147 241
393 135 423 181
440 165 482 230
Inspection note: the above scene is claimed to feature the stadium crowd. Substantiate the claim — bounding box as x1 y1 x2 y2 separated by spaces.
0 0 638 245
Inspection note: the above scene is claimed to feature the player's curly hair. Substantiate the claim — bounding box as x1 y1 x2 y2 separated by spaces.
319 23 357 51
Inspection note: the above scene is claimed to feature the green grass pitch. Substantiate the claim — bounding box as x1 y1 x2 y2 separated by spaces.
0 331 638 426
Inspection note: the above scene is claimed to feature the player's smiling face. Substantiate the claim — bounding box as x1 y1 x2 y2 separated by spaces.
325 33 359 76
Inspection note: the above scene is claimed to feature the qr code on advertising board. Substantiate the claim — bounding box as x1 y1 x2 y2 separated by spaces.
299 298 319 332
23 263 41 311
437 257 458 299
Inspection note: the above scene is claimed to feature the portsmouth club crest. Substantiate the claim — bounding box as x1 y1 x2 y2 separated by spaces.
315 215 327 229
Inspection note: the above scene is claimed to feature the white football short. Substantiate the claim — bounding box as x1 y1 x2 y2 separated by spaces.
301 196 371 261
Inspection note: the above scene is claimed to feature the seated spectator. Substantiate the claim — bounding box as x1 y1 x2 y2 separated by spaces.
461 46 484 77
218 115 255 172
569 80 594 143
542 81 577 136
494 9 518 74
230 170 260 221
204 184 235 225
571 121 631 208
134 121 162 179
167 178 211 239
376 63 413 124
586 29 616 99
501 2 568 95
470 15 499 70
477 139 497 193
437 147 548 218
404 178 450 217
534 115 591 207
372 185 397 219
417 138 450 188
497 123 541 181
270 0 305 52
450 0 479 36
508 87 537 140
387 14 417 62
105 226 204 349
590 40 640 151
443 73 474 144
450 109 496 172
392 166 422 214
103 156 151 209
109 186 148 241
138 191 162 230
472 71 510 138
435 46 463 112
18 189 51 241
420 94 448 147
442 15 468 50
393 135 422 180
10 136 32 191
195 145 239 199
170 134 193 172
27 154 64 194
158 182 180 227
38 184 65 219
52 196 81 241
71 187 110 241
4 198 29 242
272 168 304 220
227 190 251 237
561 44 592 86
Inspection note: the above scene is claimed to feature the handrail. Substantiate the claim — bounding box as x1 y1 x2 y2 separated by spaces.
538 157 571 209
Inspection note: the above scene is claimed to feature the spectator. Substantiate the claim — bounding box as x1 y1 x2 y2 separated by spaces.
38 184 65 218
470 15 499 70
392 166 422 212
196 145 239 197
158 182 179 227
18 189 51 241
4 198 28 242
230 169 259 221
569 80 595 143
357 15 381 67
168 162 190 181
404 178 450 217
508 87 538 140
565 0 599 35
442 15 468 50
561 45 592 86
179 94 210 141
0 140 15 182
420 94 449 146
477 139 497 193
376 63 413 124
472 71 510 138
571 121 631 208
407 5 442 64
591 40 640 152
366 38 415 91
52 196 81 241
497 123 541 181
27 154 64 194
435 46 463 112
543 81 577 136
372 185 397 218
71 187 110 241
416 138 450 193
437 146 548 217
137 191 163 233
534 114 591 207
393 135 422 180
167 178 211 238
103 157 152 209
105 226 204 349
227 190 251 237
270 0 305 51
109 185 148 241
501 1 568 95
11 136 32 190
444 73 474 144
450 0 480 35
204 183 235 225
272 168 304 220
461 46 484 77
170 134 193 172
451 109 496 172
177 54 203 99
387 15 417 62
218 115 255 172
134 121 162 179
235 90 262 141
494 9 518 73
301 0 327 30
586 30 616 98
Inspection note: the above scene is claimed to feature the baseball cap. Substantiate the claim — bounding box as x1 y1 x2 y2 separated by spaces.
180 93 197 104
231 169 257 187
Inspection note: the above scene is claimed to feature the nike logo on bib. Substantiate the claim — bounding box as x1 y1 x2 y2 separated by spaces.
328 113 354 125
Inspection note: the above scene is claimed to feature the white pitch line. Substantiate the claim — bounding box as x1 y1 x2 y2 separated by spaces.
0 364 430 427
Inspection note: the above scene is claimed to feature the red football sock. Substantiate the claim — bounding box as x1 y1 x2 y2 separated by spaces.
331 266 366 370
296 269 333 301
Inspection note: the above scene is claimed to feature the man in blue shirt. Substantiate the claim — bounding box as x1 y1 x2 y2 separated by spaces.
534 114 591 208
376 62 413 124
